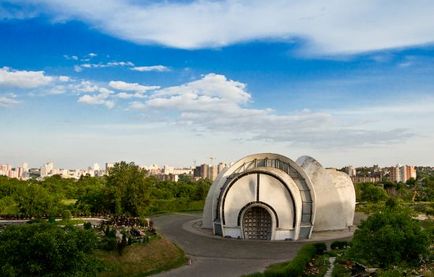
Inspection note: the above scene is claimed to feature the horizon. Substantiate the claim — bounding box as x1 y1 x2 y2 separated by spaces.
1 156 432 171
1 1 434 168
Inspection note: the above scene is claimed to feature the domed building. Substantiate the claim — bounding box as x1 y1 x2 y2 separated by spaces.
202 153 355 240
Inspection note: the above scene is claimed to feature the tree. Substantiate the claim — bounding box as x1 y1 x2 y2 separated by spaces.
75 176 108 215
13 183 61 218
106 162 151 216
0 223 100 276
358 183 388 202
349 201 430 267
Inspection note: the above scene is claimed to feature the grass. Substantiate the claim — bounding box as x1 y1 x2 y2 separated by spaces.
61 199 77 205
243 244 321 277
96 236 187 277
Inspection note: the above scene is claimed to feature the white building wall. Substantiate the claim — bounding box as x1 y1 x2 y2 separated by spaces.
223 174 257 227
297 156 355 231
258 174 295 230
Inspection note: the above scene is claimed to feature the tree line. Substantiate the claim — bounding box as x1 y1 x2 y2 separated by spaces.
0 161 212 218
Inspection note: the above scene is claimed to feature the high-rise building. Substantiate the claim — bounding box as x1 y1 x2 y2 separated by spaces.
209 165 218 181
400 165 416 182
200 164 209 179
389 164 416 183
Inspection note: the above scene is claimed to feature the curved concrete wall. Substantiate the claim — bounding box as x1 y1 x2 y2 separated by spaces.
203 153 356 240
219 168 302 240
296 156 355 231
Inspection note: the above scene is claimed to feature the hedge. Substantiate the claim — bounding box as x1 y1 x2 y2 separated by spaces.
330 240 349 250
255 244 319 277
148 199 204 214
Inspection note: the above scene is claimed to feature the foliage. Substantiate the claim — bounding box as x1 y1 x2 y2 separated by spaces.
349 203 430 267
330 240 349 250
104 162 151 216
356 183 388 203
0 223 101 277
0 162 211 218
96 237 187 277
285 244 318 276
246 244 319 277
148 199 204 214
331 263 351 277
313 242 327 255
62 209 72 221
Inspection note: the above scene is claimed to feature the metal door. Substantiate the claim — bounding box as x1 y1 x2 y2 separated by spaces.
242 206 272 240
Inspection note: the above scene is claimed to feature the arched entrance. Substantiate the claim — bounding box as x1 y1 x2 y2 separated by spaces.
242 206 272 240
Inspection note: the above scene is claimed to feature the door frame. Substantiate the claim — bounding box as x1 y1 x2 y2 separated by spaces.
239 203 276 240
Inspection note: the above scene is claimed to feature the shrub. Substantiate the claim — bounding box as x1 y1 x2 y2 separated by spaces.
62 209 72 221
359 183 388 203
260 244 318 277
313 242 327 254
378 269 404 277
330 241 349 250
349 205 430 267
332 264 351 277
117 234 128 255
101 237 117 251
286 244 317 276
0 223 100 276
83 221 92 230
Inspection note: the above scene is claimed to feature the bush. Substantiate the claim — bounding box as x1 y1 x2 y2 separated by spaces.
258 244 319 277
62 209 72 221
101 237 118 251
285 244 317 276
148 199 204 214
330 241 349 250
313 242 327 254
358 183 388 203
349 205 430 267
332 264 351 277
0 223 100 276
83 221 92 230
378 269 404 277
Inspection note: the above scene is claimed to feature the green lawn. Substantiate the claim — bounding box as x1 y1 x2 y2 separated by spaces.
96 237 187 277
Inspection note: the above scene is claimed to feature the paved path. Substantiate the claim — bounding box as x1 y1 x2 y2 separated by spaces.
153 213 305 277
152 213 355 277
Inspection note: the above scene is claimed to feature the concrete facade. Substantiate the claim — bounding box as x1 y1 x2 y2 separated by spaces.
202 153 355 240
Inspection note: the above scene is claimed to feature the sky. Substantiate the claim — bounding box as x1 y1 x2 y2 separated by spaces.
1 0 434 169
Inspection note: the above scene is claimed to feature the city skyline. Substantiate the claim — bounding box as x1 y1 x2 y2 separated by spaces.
1 1 434 168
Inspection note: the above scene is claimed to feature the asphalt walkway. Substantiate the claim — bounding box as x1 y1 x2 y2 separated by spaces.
152 213 353 277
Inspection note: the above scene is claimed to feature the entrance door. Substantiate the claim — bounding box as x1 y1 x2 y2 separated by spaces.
242 206 272 240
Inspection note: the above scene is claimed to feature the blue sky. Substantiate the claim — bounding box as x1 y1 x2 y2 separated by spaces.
1 0 434 168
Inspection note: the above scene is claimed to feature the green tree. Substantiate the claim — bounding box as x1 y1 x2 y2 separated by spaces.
106 162 151 216
0 223 100 276
349 202 430 267
75 176 108 215
358 183 388 202
13 183 61 218
192 178 211 201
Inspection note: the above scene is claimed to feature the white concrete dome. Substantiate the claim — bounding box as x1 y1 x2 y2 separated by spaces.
202 153 355 240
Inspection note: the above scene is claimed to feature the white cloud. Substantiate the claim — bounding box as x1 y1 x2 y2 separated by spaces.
78 89 115 109
0 66 53 88
58 76 70 82
131 65 170 72
149 73 250 109
24 0 434 55
109 80 159 93
0 94 19 107
129 73 412 147
64 55 79 60
74 61 134 72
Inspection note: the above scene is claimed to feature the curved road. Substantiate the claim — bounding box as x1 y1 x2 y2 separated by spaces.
152 213 307 277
